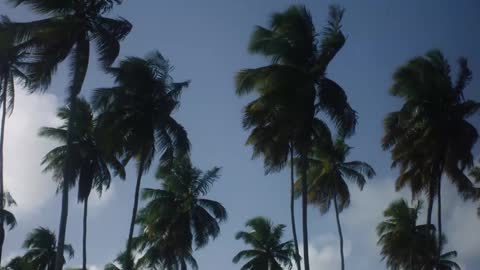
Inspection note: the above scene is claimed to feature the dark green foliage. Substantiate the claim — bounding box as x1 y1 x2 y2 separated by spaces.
22 227 74 270
237 6 357 270
377 199 461 270
382 50 480 248
295 135 375 213
133 157 226 270
39 98 125 270
233 217 294 270
93 51 190 170
383 50 479 199
0 17 33 112
3 2 132 269
104 251 138 270
4 0 132 94
295 133 375 270
4 257 33 270
92 51 190 263
39 98 125 198
0 192 16 230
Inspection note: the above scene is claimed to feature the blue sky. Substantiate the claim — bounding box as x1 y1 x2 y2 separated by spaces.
1 0 480 269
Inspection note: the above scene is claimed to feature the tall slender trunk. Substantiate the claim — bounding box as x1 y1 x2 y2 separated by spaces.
0 78 7 264
54 97 78 270
300 153 310 270
290 147 301 270
437 174 442 255
82 197 89 270
333 193 344 270
54 33 89 270
426 180 435 227
126 161 144 269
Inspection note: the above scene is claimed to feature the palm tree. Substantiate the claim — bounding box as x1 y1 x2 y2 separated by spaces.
39 98 125 270
92 51 190 263
422 237 461 270
22 227 74 270
4 257 33 270
236 6 357 270
428 250 461 270
377 199 434 270
133 157 227 270
468 166 480 216
297 135 375 270
383 51 479 247
4 2 132 268
0 192 17 265
233 217 294 270
104 251 138 270
0 18 32 262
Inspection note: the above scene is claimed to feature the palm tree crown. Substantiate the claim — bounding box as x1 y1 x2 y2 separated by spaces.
233 217 294 270
0 192 17 244
39 98 125 198
5 0 132 95
134 157 227 270
93 51 190 168
22 227 74 270
377 199 435 270
383 50 479 199
298 137 375 213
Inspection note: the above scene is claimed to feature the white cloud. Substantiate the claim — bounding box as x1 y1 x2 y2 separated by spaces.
4 89 60 216
298 234 352 270
89 185 116 209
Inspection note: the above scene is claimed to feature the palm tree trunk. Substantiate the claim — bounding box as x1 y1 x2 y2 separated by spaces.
82 197 89 270
54 97 78 270
300 153 310 270
0 78 7 264
126 161 145 268
437 174 442 255
333 193 345 270
290 147 301 270
54 34 90 270
426 181 434 227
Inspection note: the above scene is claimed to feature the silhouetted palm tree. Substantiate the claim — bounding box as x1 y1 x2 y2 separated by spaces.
133 157 226 270
104 251 139 270
233 217 294 270
422 236 461 270
377 199 434 270
429 251 461 270
468 166 480 216
0 192 16 265
383 50 479 246
236 6 356 270
0 19 32 262
92 51 190 261
298 135 375 270
22 227 74 270
4 257 33 270
39 98 125 270
3 2 132 268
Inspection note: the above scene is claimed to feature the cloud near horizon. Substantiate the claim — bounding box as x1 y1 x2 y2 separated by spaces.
298 177 480 270
4 89 60 217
